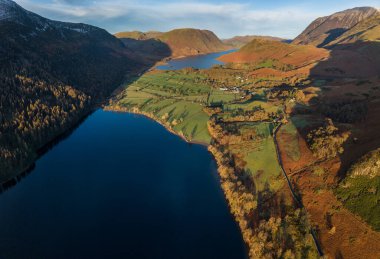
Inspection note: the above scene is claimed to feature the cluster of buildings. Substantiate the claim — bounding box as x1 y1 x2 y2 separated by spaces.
219 87 241 94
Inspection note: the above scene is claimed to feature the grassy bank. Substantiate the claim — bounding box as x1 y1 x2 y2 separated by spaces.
108 69 239 143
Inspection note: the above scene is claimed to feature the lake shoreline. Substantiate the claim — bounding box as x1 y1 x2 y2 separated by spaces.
155 49 237 70
103 105 209 147
2 100 249 257
104 104 250 257
156 48 234 65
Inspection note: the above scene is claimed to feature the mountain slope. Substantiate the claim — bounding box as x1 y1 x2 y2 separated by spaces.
114 31 171 62
157 28 230 57
293 7 379 47
327 14 380 45
116 28 230 58
309 14 380 78
0 0 141 182
219 39 328 67
223 35 285 48
217 39 329 87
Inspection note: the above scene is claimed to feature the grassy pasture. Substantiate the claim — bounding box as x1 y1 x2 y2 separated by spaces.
116 70 237 143
229 123 283 191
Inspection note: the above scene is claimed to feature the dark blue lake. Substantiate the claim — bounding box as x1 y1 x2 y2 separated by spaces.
0 110 246 258
156 49 236 70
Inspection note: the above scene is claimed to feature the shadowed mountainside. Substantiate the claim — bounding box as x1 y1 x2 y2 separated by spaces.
310 42 380 78
326 14 380 46
118 38 172 63
293 7 379 47
284 40 380 258
0 0 151 182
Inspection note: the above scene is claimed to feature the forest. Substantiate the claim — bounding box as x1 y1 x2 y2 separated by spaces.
0 14 143 181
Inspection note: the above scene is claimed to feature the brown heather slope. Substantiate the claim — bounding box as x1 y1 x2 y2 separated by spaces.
293 7 379 47
157 28 231 57
115 28 231 58
220 33 380 80
219 39 329 67
275 76 380 258
223 35 285 48
277 13 380 255
277 121 380 259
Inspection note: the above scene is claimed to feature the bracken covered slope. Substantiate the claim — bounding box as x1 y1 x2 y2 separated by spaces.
219 39 329 67
157 28 230 57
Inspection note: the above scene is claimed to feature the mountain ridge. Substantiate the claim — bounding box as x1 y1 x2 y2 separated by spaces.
158 28 230 57
115 28 230 58
223 35 286 48
293 7 379 47
326 14 380 46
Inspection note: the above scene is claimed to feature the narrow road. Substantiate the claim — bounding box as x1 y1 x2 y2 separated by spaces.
272 123 324 257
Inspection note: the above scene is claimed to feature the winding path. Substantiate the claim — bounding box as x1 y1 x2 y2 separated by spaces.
272 123 324 257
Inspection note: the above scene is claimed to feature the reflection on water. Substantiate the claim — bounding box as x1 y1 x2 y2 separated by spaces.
0 166 34 194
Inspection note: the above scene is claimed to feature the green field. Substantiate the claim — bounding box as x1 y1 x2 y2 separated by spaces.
229 123 283 191
224 90 280 114
116 70 237 143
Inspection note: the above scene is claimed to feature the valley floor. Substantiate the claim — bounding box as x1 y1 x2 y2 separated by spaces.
106 65 380 258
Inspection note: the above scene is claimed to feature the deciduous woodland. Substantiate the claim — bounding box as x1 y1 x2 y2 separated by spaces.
1 0 380 258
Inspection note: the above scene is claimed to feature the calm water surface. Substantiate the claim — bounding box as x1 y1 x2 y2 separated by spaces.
0 111 246 258
156 49 236 70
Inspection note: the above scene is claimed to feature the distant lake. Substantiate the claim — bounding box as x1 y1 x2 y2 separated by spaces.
156 49 236 70
0 110 246 258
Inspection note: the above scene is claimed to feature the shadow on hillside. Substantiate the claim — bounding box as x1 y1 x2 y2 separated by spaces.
310 41 380 80
119 38 172 63
292 41 380 179
317 28 347 48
